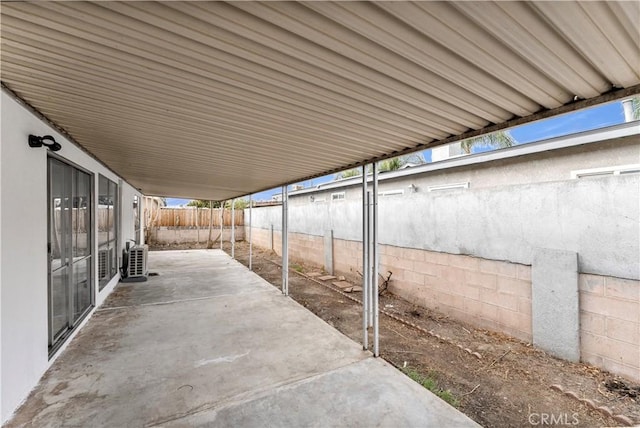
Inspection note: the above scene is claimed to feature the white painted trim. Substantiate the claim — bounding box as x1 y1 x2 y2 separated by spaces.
427 182 470 192
378 189 405 197
570 164 640 179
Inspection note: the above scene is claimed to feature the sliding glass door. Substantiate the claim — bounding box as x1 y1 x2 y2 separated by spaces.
48 157 93 353
98 175 118 289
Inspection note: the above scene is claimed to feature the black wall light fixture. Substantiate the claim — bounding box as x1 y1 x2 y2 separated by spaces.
28 134 62 152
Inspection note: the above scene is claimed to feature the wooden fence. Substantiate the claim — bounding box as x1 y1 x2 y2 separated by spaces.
152 208 243 228
52 207 240 233
52 208 94 233
97 208 114 232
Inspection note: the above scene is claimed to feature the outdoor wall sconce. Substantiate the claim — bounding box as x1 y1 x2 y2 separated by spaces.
408 184 418 193
28 134 61 152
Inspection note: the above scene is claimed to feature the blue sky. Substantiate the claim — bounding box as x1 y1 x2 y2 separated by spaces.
165 100 628 206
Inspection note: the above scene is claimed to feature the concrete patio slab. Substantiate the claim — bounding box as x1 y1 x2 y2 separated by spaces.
6 250 478 427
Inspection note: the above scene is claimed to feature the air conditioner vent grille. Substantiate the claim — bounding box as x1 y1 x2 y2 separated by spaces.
127 245 148 278
98 249 108 280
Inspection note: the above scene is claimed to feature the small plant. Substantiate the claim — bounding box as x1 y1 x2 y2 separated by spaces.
402 367 459 407
291 264 304 273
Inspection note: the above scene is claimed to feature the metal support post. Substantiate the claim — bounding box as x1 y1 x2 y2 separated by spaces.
368 190 373 328
219 201 224 250
362 165 369 350
372 162 380 357
282 185 289 295
231 198 236 259
249 195 253 271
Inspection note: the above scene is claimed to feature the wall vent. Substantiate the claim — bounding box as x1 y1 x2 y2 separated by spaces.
127 245 148 278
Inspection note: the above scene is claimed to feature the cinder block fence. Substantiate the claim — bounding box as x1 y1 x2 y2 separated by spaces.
245 133 640 381
249 227 639 382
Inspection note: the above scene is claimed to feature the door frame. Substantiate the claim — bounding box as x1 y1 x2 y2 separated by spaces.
47 153 95 357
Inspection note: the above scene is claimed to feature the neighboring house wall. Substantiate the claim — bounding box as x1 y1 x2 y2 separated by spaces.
252 174 638 280
0 91 141 423
245 128 640 382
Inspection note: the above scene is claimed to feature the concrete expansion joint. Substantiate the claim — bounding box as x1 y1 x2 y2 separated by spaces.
549 384 636 426
145 358 369 427
96 291 272 312
284 260 483 360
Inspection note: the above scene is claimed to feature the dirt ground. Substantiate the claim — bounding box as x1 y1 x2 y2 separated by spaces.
152 242 639 427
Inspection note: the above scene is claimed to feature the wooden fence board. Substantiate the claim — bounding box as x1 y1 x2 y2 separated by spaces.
150 208 243 227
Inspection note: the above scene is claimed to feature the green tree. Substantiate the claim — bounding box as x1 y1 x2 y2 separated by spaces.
460 130 516 154
379 153 425 171
378 157 402 172
631 96 640 120
189 199 249 209
334 153 425 180
187 200 221 208
334 168 362 180
224 199 250 210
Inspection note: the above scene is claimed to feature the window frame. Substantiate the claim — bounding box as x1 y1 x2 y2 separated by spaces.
98 175 119 290
133 195 141 245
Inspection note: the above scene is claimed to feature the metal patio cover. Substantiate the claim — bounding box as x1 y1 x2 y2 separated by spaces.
1 1 638 200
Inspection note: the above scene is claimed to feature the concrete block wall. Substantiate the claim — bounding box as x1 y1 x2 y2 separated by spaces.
246 226 639 382
248 226 532 341
380 244 533 342
249 227 272 251
248 227 333 272
579 274 640 381
289 233 325 268
333 239 364 278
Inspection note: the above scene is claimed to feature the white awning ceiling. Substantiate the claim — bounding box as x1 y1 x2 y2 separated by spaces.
1 1 638 200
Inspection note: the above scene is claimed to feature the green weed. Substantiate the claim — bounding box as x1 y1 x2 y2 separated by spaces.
402 367 460 407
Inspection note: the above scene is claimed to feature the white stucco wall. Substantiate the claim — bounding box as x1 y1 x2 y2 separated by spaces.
0 91 141 422
247 137 640 281
120 180 137 247
0 89 3 421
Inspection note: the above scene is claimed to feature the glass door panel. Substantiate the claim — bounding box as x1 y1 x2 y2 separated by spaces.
73 258 91 322
48 158 94 351
72 170 92 321
49 159 71 343
73 170 91 259
108 180 118 277
50 159 67 270
50 266 69 341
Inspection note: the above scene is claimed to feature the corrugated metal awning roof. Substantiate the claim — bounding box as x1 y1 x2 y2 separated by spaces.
1 1 638 200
